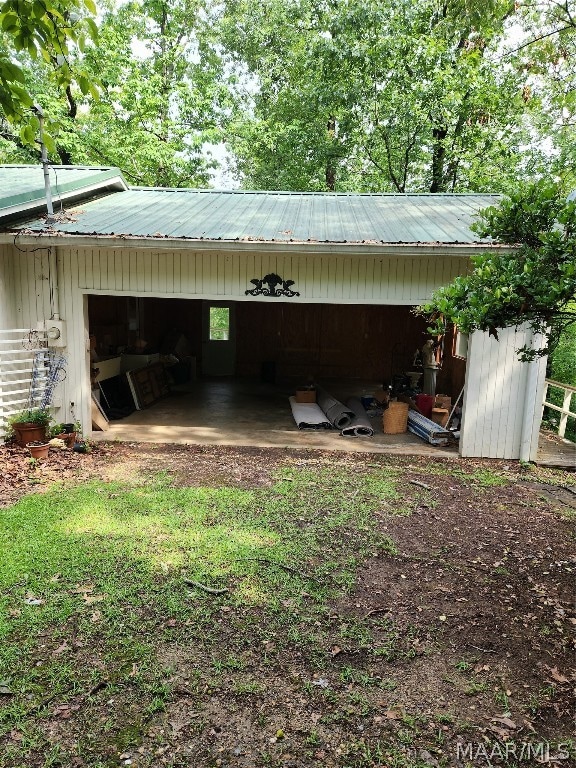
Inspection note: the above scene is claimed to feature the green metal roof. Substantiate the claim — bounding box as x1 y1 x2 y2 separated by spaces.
0 165 127 222
14 186 498 245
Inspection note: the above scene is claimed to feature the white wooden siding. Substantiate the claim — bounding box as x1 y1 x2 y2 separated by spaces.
6 241 547 460
0 244 17 328
460 327 547 460
71 247 470 305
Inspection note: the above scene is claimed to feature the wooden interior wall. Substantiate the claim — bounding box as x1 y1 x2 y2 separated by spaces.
89 296 462 400
88 296 203 359
235 303 432 384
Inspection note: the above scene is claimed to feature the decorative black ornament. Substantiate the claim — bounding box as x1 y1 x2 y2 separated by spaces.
245 273 300 297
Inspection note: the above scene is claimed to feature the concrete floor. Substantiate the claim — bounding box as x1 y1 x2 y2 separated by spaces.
92 378 458 457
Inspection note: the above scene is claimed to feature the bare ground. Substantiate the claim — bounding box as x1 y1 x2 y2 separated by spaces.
0 442 574 767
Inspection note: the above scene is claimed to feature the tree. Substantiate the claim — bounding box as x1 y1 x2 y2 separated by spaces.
0 0 231 186
218 0 533 192
53 0 229 186
418 181 576 359
0 0 98 146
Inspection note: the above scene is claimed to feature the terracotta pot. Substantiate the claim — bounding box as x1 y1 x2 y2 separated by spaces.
14 423 48 447
28 442 50 459
55 431 77 448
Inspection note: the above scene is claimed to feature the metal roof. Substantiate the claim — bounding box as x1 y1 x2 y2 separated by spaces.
13 186 498 245
0 165 127 223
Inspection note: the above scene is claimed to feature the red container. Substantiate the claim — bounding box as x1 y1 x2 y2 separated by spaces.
415 394 434 419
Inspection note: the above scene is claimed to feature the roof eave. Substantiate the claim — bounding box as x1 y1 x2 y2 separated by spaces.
0 230 512 256
0 173 128 225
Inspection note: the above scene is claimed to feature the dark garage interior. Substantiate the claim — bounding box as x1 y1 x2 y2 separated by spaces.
88 295 465 450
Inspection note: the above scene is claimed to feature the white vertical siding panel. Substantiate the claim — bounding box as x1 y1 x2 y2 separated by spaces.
136 250 146 292
358 255 366 301
45 246 475 306
371 258 382 303
12 248 23 326
334 256 344 300
77 246 87 290
97 249 106 291
0 244 16 328
301 254 309 299
180 251 190 295
86 248 95 290
460 327 535 459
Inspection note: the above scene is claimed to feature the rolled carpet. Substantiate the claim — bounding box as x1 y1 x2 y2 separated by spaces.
341 397 374 437
316 387 355 430
289 396 332 430
407 409 451 446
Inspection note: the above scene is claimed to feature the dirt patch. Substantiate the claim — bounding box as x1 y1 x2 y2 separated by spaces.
1 443 574 767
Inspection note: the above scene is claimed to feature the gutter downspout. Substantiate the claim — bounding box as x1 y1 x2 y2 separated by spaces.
519 331 546 463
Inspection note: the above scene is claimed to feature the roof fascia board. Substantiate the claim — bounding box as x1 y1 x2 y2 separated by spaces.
0 231 515 257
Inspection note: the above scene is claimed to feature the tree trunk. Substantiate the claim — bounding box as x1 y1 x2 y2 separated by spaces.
430 125 448 192
326 116 337 191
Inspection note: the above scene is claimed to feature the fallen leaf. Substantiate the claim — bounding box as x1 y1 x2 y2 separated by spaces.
546 666 570 684
90 610 102 623
488 725 513 740
330 646 342 657
52 641 70 656
491 716 517 729
83 594 106 605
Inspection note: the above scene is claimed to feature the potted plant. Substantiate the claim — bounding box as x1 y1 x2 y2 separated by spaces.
7 408 51 447
49 421 79 448
27 440 50 459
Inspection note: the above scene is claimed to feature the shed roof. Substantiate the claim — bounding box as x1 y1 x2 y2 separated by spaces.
20 187 498 245
0 165 499 246
0 165 127 222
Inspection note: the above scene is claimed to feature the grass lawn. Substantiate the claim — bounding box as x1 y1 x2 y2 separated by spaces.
0 444 574 767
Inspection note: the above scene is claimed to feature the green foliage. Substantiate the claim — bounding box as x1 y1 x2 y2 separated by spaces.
218 0 537 192
0 0 98 141
1 0 575 190
7 408 51 427
419 181 576 360
546 318 576 441
550 319 576 387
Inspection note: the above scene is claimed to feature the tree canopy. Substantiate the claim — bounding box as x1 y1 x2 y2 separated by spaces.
0 0 575 191
419 182 576 359
0 0 98 148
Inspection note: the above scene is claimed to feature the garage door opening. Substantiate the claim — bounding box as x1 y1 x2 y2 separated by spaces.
88 295 465 453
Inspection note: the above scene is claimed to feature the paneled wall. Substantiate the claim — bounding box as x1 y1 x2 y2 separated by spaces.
460 327 546 460
235 302 429 381
0 244 17 328
3 240 547 459
74 246 470 305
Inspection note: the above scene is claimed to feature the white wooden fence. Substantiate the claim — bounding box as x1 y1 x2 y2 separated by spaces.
543 378 576 440
0 328 49 436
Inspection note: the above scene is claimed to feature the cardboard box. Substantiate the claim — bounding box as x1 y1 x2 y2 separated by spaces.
435 394 451 411
295 389 316 403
